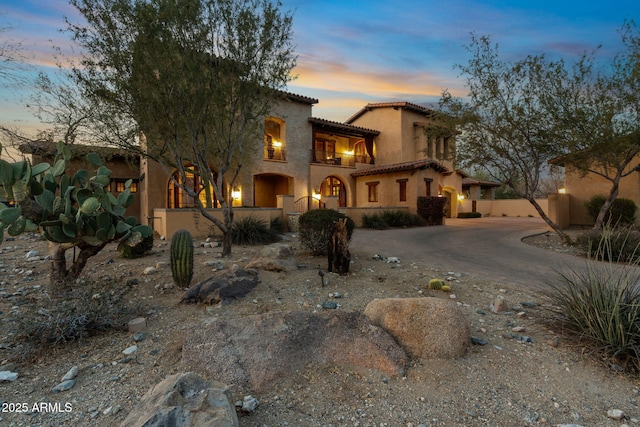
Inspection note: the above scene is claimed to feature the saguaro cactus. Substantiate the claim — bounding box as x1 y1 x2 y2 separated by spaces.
170 229 194 287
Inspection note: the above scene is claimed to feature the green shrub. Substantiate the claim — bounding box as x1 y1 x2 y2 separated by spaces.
380 210 424 227
584 195 637 225
298 209 355 255
428 278 445 290
543 245 640 373
361 213 389 229
232 216 281 245
118 233 154 259
575 226 640 263
457 211 482 218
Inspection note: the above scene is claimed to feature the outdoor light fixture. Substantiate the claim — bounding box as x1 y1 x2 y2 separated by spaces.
457 194 465 201
558 188 566 194
273 141 282 148
232 188 241 200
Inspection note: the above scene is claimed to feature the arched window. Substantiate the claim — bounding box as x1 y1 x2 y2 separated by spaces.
168 166 219 208
321 176 347 207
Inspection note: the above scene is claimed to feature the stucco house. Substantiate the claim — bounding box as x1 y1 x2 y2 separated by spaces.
138 95 482 236
12 92 497 238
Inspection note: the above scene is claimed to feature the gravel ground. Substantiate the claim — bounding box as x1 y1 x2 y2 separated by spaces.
0 229 638 427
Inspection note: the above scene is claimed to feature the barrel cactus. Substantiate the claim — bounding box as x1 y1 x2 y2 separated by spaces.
428 278 445 290
170 229 194 287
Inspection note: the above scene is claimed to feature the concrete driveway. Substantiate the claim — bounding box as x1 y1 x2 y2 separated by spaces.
351 217 589 288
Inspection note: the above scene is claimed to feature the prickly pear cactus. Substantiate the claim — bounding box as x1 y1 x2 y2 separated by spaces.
0 141 152 282
170 229 194 287
428 278 445 290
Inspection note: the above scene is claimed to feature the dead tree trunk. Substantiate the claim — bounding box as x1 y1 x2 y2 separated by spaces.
328 218 351 275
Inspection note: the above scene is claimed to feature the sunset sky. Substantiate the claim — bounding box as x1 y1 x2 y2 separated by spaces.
1 0 638 135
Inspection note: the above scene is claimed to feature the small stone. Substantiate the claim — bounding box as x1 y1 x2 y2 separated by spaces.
123 345 138 355
241 395 259 412
522 301 537 308
52 379 75 393
0 371 18 382
449 294 456 299
476 309 486 315
143 266 157 275
386 257 400 264
512 326 526 333
492 296 508 313
607 409 625 420
128 317 146 333
471 337 488 345
155 262 167 269
321 301 338 309
61 366 78 382
25 250 39 259
133 332 147 342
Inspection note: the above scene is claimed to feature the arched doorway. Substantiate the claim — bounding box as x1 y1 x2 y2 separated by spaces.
320 176 347 207
253 173 292 207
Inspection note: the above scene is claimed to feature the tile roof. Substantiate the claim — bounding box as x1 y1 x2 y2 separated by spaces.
280 91 319 105
308 117 380 137
351 159 449 177
345 101 437 124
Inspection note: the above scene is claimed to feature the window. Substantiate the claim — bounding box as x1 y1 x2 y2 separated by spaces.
366 181 379 203
314 139 336 163
111 178 138 194
264 118 286 161
424 178 432 197
397 179 407 202
168 167 218 208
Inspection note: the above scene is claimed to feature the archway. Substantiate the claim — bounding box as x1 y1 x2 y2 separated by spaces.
320 176 347 207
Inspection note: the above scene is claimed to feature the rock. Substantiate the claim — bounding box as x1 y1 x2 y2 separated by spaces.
128 317 146 333
512 326 526 332
133 332 147 342
120 372 238 427
0 370 18 382
180 268 260 305
471 337 488 345
240 395 259 412
245 243 297 272
143 266 157 275
386 257 400 263
522 301 537 308
491 295 508 313
607 409 625 420
364 297 469 359
52 379 75 393
123 345 138 355
61 366 78 381
25 250 39 259
182 310 408 392
321 301 338 309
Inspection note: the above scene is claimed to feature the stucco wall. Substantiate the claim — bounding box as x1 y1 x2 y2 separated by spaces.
564 163 640 226
152 207 281 238
459 199 548 218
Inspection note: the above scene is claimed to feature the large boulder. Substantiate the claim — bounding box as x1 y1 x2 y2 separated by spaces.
245 243 297 272
182 310 408 393
120 372 238 427
364 298 469 359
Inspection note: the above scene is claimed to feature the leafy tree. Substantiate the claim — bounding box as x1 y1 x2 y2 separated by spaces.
439 34 570 242
543 21 640 230
65 0 296 256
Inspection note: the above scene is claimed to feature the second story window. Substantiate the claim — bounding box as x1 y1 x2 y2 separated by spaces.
265 118 286 161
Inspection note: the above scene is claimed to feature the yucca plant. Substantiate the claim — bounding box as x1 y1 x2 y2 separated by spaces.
231 216 281 245
544 225 640 373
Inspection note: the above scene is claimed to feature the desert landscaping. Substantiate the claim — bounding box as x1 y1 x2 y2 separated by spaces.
0 229 639 427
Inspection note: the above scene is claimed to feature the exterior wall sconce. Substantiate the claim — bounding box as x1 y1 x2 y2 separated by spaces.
231 188 242 200
457 194 465 201
558 188 566 194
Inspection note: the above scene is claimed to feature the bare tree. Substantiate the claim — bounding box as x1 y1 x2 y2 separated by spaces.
439 34 571 242
65 0 297 255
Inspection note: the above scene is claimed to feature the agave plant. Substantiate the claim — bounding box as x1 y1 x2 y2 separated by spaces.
0 142 152 284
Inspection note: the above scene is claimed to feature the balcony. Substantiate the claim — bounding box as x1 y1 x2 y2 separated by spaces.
312 150 373 167
264 144 286 161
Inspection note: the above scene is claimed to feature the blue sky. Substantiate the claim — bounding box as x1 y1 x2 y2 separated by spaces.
1 0 638 135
